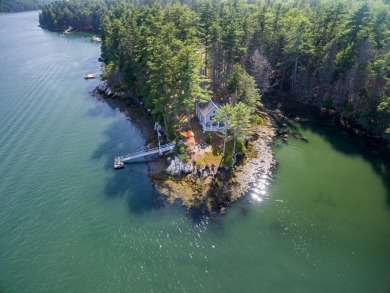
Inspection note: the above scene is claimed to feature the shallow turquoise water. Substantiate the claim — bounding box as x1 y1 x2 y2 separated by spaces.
1 11 390 293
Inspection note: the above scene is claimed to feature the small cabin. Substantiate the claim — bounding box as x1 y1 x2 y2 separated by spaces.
196 100 228 132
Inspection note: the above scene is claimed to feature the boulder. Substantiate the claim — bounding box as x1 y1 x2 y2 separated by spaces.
97 83 107 93
166 157 194 176
182 163 194 174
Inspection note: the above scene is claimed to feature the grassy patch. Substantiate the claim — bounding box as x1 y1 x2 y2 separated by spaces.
252 114 266 125
203 152 222 166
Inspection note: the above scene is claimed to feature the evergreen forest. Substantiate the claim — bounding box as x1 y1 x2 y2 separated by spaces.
0 0 53 13
39 0 390 142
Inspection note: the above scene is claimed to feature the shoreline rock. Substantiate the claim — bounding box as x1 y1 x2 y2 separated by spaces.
166 157 194 176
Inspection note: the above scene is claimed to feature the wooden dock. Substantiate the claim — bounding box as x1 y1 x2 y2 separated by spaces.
114 142 175 169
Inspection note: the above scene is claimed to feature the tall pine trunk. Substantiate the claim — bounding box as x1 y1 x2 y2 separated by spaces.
292 54 298 95
231 135 236 165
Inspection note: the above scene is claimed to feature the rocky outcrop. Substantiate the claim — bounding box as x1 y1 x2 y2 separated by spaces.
96 83 114 97
166 157 194 176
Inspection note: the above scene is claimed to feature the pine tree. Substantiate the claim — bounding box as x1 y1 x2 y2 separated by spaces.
230 102 251 163
214 104 232 157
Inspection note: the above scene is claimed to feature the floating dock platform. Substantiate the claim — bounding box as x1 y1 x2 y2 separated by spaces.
114 157 125 169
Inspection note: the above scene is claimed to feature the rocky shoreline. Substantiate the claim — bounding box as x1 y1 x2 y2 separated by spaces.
93 84 390 214
148 111 277 214
93 85 279 214
269 96 390 165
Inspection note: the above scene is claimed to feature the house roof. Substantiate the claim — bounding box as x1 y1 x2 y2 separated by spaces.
197 100 226 117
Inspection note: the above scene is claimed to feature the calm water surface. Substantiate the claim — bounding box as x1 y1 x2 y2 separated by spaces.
1 11 390 293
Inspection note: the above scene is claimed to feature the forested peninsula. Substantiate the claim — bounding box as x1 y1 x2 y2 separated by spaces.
0 0 52 13
38 0 390 211
40 0 390 141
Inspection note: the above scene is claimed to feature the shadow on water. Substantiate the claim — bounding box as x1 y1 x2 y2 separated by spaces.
269 98 390 208
85 102 118 119
307 124 390 208
90 118 138 169
88 100 154 215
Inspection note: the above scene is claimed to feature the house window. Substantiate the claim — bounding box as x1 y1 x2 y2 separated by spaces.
210 116 214 120
213 110 215 114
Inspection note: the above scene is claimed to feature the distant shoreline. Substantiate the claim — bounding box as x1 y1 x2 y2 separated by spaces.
0 9 41 15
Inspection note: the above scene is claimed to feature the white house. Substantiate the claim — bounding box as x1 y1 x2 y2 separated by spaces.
196 100 228 132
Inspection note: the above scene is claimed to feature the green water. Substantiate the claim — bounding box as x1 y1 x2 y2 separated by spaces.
1 11 390 293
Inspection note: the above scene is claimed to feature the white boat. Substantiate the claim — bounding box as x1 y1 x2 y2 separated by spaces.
84 74 96 79
91 36 102 42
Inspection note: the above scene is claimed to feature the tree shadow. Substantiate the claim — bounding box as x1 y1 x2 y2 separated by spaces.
106 166 154 215
84 102 118 118
267 97 390 207
87 99 155 214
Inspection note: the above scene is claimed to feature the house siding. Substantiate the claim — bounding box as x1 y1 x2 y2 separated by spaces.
196 101 229 132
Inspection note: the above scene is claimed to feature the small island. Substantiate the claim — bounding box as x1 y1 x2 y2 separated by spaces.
40 0 390 213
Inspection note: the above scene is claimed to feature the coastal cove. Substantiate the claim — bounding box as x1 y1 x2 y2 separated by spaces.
1 11 390 293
